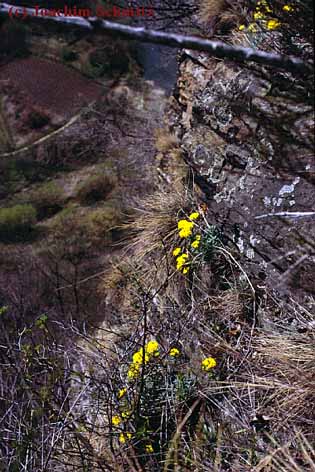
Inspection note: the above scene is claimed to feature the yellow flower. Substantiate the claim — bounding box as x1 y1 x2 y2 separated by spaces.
238 24 245 30
127 363 140 380
189 212 199 220
119 432 132 443
112 415 121 426
266 19 281 30
178 220 194 238
176 254 188 271
254 11 264 20
121 410 131 419
118 387 127 399
201 357 217 371
177 220 188 229
169 347 180 357
182 267 189 275
257 1 272 13
283 4 293 11
172 247 181 257
145 444 154 453
191 239 200 249
145 340 159 356
133 349 149 365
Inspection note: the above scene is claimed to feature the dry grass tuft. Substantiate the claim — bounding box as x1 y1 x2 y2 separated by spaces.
253 332 315 432
154 127 179 153
207 289 245 322
124 188 192 262
198 0 245 29
254 431 315 472
198 0 227 21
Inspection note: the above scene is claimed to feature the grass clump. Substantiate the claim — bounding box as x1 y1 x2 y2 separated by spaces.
50 200 123 251
75 173 117 205
23 181 65 220
0 204 37 241
84 202 122 245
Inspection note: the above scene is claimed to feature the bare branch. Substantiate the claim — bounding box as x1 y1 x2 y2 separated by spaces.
0 2 313 75
255 211 315 219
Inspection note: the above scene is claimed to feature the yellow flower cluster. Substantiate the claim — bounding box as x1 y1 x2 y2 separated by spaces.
172 212 201 275
112 415 121 426
169 347 180 357
238 0 289 32
119 432 132 443
178 220 194 239
173 248 189 274
118 387 127 399
201 356 217 371
176 252 189 272
283 4 293 12
191 234 201 249
177 212 200 238
146 340 159 355
145 444 154 453
127 340 159 380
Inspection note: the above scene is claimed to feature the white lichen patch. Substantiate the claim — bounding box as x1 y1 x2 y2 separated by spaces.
279 177 300 196
250 234 261 246
272 197 283 207
263 196 271 207
246 248 255 259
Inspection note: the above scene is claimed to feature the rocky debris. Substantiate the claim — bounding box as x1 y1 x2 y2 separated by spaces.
166 12 314 305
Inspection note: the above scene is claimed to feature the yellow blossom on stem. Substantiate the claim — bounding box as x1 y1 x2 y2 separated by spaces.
189 212 199 220
254 11 264 20
169 347 180 357
267 19 281 30
283 4 293 11
133 349 150 365
182 267 189 275
112 415 121 426
172 247 181 257
176 253 188 270
127 363 140 380
145 444 154 453
191 238 200 249
118 387 127 399
121 410 131 419
201 357 217 372
119 432 132 443
145 340 159 356
239 24 245 30
178 220 194 238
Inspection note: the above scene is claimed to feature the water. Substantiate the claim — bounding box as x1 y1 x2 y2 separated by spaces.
135 41 178 95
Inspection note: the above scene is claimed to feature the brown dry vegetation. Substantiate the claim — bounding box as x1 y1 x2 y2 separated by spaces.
0 1 314 471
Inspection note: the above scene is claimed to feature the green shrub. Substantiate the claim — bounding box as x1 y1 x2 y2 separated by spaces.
85 48 130 78
26 182 65 220
83 201 122 244
76 174 117 205
0 204 37 241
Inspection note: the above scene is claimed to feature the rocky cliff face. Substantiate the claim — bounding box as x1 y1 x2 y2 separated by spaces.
165 2 314 306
